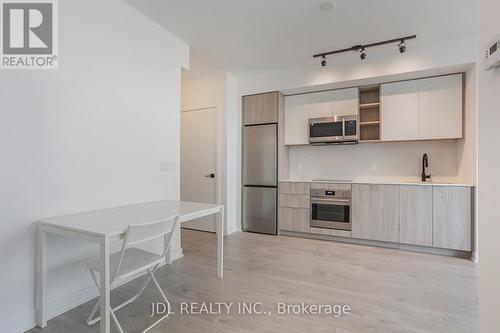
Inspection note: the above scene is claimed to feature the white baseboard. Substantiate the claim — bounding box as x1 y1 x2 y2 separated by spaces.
1 308 36 333
4 251 185 333
168 246 184 263
1 283 99 333
226 224 240 235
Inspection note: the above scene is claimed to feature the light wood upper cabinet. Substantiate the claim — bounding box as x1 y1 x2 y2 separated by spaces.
433 186 472 251
352 184 400 243
284 94 309 145
399 186 433 246
381 80 419 141
332 88 358 116
308 91 333 119
419 74 463 139
243 92 279 125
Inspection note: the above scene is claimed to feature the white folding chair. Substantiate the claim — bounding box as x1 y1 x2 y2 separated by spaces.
86 214 180 333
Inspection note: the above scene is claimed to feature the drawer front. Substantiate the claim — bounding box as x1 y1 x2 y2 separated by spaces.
279 182 310 195
279 194 310 209
310 183 352 191
279 207 310 233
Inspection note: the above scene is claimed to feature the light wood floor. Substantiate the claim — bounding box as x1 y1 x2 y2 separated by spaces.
30 229 479 333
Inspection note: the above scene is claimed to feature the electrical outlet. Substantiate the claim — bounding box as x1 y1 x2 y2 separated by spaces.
370 161 377 171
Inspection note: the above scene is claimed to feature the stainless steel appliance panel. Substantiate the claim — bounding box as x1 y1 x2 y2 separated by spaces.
243 186 277 234
343 114 358 142
308 115 359 144
309 116 344 144
310 188 352 231
243 124 277 186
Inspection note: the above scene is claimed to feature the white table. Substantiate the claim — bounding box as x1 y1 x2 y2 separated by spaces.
36 200 224 333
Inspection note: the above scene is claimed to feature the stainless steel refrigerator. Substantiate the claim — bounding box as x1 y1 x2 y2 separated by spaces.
242 123 277 235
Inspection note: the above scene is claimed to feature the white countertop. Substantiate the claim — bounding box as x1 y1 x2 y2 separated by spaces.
280 177 475 187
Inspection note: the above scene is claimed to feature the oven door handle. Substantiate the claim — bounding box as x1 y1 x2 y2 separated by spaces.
311 198 351 204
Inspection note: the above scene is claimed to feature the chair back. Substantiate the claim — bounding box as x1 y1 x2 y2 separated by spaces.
125 214 179 246
112 214 180 281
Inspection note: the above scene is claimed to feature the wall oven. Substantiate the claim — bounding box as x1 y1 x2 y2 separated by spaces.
310 188 352 231
308 115 358 144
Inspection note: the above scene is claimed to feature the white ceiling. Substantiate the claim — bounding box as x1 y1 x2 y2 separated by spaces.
125 0 478 78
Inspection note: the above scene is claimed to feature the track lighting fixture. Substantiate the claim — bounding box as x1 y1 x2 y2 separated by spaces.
359 48 366 60
313 35 416 67
398 40 407 53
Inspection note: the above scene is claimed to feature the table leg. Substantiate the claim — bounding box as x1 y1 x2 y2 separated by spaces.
37 226 47 328
99 238 111 333
217 207 224 278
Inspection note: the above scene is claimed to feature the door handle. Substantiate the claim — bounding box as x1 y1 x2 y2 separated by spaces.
205 173 215 179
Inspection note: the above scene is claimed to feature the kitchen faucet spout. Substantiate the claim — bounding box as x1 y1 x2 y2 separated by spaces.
422 153 431 182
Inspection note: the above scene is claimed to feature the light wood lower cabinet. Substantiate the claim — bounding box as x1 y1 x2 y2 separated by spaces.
352 184 400 243
399 186 433 246
279 207 310 233
279 182 310 195
278 182 311 233
279 181 473 253
432 186 472 251
279 194 309 209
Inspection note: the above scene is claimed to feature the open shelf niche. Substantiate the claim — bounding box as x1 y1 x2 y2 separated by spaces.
359 85 381 141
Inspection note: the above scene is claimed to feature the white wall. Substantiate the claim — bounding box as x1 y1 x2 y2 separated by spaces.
181 72 240 234
288 140 460 182
0 0 189 332
458 64 478 184
478 0 500 331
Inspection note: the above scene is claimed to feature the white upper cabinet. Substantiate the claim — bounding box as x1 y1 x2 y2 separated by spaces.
308 91 333 119
284 74 462 146
381 80 419 141
332 88 358 116
419 74 463 140
306 88 358 119
284 94 309 145
284 88 359 145
380 74 463 142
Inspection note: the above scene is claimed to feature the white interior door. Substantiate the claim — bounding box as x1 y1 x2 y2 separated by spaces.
181 107 217 232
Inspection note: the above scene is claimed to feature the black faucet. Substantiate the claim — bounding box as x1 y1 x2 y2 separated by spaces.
421 153 431 182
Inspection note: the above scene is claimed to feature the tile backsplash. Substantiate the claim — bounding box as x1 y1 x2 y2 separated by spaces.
288 140 459 181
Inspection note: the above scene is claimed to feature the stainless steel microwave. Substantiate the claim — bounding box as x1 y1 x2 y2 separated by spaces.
308 115 358 144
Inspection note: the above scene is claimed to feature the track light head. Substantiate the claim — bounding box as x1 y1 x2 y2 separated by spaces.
359 48 366 60
321 55 327 67
398 40 407 53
